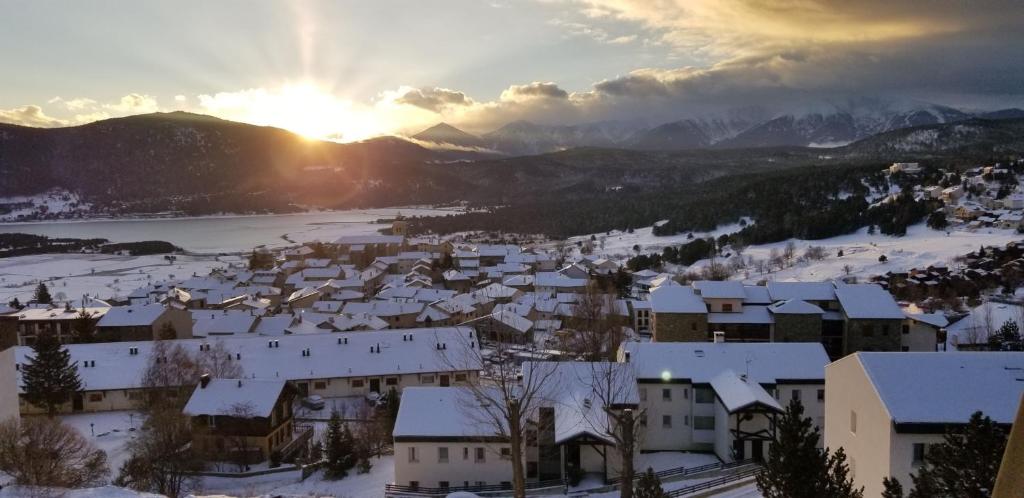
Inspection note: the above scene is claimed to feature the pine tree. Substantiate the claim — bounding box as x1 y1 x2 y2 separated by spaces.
21 332 82 417
909 411 1007 498
72 307 98 343
339 423 355 472
33 282 52 305
988 320 1022 351
8 297 20 309
882 476 904 498
323 411 351 479
634 467 667 498
757 399 863 498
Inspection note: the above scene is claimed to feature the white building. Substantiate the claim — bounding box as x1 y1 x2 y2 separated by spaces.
825 352 1024 497
889 162 922 174
620 341 830 462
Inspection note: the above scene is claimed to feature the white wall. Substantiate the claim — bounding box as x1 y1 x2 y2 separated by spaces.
393 441 513 488
0 348 18 423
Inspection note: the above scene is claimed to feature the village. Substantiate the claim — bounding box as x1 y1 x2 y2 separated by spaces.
0 201 1022 498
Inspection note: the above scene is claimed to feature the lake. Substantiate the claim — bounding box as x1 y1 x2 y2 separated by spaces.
0 207 461 253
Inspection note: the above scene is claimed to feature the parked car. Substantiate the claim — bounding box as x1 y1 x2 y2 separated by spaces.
302 394 325 410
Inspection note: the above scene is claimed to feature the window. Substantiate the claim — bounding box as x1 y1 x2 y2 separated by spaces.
662 388 671 401
913 443 927 464
695 387 714 403
439 481 449 489
88 393 103 402
662 415 672 428
639 388 647 401
902 346 910 352
882 325 890 336
640 414 647 426
722 303 733 312
421 375 435 384
902 324 910 335
863 325 875 337
455 373 467 382
438 447 449 463
791 389 801 402
817 389 825 402
694 416 715 430
408 446 419 463
463 447 469 460
314 381 327 390
351 379 365 388
386 377 398 386
684 388 689 399
684 415 690 426
691 322 697 330
500 447 512 460
527 462 538 478
850 410 857 434
475 447 486 463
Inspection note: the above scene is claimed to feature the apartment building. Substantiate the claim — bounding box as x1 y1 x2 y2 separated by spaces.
825 352 1024 497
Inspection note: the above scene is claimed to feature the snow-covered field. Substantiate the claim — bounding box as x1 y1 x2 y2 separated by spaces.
0 253 233 304
190 456 393 498
0 190 92 222
60 411 141 474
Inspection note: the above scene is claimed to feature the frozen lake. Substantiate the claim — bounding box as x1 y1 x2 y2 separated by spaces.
0 207 461 253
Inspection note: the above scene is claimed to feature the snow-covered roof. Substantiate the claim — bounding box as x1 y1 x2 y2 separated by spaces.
13 327 480 393
334 235 404 245
709 370 783 413
191 310 259 336
15 307 109 322
767 299 824 315
342 301 424 317
649 285 707 314
287 287 320 303
535 272 587 289
622 342 829 384
183 379 287 417
708 306 773 324
905 312 948 328
443 269 470 281
742 286 772 305
252 315 296 336
766 281 836 302
97 304 167 327
693 281 746 299
856 352 1024 426
834 283 904 319
393 387 506 439
524 362 638 445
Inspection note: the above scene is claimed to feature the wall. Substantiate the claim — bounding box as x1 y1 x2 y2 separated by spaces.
638 382 694 450
652 313 707 342
902 321 938 352
844 318 903 354
776 383 826 440
825 354 894 498
771 314 822 343
0 348 19 423
393 440 513 488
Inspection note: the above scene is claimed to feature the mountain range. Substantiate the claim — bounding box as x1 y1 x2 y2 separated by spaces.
409 99 1024 155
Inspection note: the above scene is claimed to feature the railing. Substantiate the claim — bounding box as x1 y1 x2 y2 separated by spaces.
279 424 314 462
665 466 762 497
385 478 566 497
606 458 757 486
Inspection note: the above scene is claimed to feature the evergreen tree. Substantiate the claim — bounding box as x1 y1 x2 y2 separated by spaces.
383 387 400 435
757 399 863 498
988 320 1022 351
33 282 52 304
882 476 905 498
323 411 352 479
909 411 1008 498
21 332 82 417
633 467 667 498
8 297 20 309
72 307 98 343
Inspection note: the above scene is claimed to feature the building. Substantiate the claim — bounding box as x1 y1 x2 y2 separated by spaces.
649 285 707 342
96 303 193 341
0 347 18 423
14 306 110 345
825 352 1024 497
185 377 299 464
11 327 481 415
621 341 830 462
889 162 922 174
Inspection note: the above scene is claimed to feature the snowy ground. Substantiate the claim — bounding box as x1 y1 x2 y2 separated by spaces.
0 253 233 304
59 411 142 475
189 455 394 498
634 451 721 473
0 189 92 222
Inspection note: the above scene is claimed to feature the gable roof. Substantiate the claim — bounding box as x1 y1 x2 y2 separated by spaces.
97 304 167 327
649 285 707 314
693 281 746 299
766 281 836 302
710 370 783 413
834 283 904 319
183 379 287 417
767 299 824 315
622 342 829 384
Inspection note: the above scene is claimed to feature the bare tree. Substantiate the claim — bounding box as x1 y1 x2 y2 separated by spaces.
783 241 797 267
437 330 559 498
565 282 625 361
0 417 108 488
196 340 244 379
222 402 257 472
573 362 643 498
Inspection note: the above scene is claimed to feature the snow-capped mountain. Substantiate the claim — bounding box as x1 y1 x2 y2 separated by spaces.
411 122 486 149
481 120 642 156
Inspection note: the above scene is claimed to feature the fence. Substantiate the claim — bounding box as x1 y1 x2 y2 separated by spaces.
384 478 566 497
606 458 758 486
665 466 763 497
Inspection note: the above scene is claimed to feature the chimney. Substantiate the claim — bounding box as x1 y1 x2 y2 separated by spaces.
200 374 211 388
713 331 726 343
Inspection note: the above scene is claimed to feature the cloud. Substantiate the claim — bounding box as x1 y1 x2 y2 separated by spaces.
105 93 159 113
500 82 569 102
0 105 67 127
390 86 473 112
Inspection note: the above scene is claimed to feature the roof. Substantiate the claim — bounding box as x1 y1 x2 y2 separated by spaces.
97 304 167 327
13 327 481 393
524 362 638 445
905 312 949 328
334 235 404 245
649 285 707 314
767 299 824 315
393 387 506 439
834 283 904 319
766 281 836 302
693 281 746 299
856 352 1024 425
183 379 287 417
742 286 772 305
710 370 783 413
622 342 830 384
191 310 259 336
708 306 773 324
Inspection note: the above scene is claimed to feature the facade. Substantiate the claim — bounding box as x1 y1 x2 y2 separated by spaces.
825 352 1024 497
185 378 298 464
11 327 481 415
96 303 193 341
621 341 829 462
0 347 18 423
14 306 110 345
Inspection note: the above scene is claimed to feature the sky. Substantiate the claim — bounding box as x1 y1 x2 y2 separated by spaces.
2 0 1023 141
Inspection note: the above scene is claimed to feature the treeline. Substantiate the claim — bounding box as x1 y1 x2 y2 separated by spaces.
0 233 178 258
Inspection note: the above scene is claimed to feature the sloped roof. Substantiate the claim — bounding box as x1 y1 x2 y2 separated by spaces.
767 299 824 315
710 370 783 413
834 283 904 319
183 379 287 417
693 281 746 299
649 285 707 314
622 342 829 384
766 281 836 302
97 304 166 327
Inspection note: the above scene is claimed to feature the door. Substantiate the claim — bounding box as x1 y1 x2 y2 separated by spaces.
751 440 764 462
369 378 381 394
440 375 450 387
297 382 309 397
733 439 745 460
72 394 84 412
